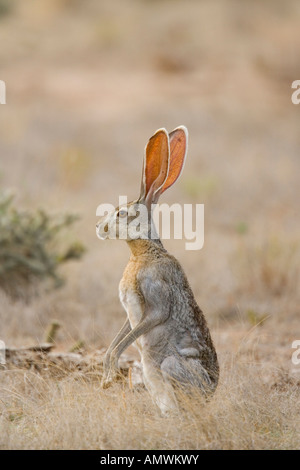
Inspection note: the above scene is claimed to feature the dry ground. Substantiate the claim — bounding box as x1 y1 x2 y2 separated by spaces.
0 0 300 449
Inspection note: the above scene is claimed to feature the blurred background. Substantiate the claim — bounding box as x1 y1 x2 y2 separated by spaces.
0 0 299 367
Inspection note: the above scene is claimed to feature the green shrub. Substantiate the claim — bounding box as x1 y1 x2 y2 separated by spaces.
0 192 85 298
0 0 14 18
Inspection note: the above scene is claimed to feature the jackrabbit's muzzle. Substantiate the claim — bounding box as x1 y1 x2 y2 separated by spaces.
96 216 110 240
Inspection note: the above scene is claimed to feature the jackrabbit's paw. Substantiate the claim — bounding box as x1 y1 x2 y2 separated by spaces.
100 376 113 389
100 369 119 389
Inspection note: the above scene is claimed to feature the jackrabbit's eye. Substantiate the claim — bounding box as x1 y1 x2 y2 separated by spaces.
117 209 127 218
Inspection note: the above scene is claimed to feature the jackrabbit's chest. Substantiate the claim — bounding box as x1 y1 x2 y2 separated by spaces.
119 285 144 329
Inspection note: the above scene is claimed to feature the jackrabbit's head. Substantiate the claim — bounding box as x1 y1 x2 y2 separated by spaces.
96 126 188 241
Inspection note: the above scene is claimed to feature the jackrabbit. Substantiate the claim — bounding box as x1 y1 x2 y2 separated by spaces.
96 126 219 414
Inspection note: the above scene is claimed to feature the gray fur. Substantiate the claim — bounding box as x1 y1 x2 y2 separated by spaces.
98 126 219 414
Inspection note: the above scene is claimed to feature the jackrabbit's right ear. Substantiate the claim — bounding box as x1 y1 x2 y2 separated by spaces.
139 128 170 209
160 126 188 194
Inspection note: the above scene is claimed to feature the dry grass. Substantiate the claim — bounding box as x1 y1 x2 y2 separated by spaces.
1 289 299 449
0 0 300 449
1 358 299 450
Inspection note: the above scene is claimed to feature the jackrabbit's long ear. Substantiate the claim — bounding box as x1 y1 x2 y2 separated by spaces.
158 126 188 196
139 128 170 208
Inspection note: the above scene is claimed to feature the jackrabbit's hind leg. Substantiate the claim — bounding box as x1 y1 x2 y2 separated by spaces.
142 359 178 416
161 355 215 395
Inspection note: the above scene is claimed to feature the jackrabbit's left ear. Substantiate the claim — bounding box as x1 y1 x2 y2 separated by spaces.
158 126 188 196
139 128 170 208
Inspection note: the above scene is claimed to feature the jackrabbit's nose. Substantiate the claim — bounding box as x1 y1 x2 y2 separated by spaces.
96 222 108 233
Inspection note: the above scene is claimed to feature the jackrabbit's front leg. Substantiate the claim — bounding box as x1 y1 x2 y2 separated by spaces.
101 318 131 388
101 315 162 388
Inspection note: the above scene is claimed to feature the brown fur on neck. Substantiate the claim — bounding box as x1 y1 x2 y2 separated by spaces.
127 238 166 259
